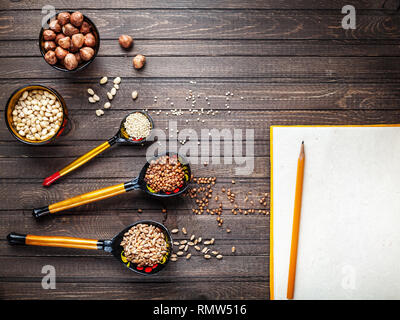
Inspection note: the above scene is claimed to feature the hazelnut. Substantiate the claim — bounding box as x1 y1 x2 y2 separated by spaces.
118 35 133 49
58 36 71 49
63 53 78 70
70 11 84 27
71 33 85 49
80 21 91 34
55 33 65 45
44 50 57 65
133 54 146 69
79 47 95 61
62 23 79 37
43 41 56 51
69 43 79 53
55 46 68 60
74 52 82 64
84 33 96 47
43 29 56 41
57 12 70 26
48 20 61 33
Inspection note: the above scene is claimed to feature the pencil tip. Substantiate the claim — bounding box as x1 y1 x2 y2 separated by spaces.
302 141 304 144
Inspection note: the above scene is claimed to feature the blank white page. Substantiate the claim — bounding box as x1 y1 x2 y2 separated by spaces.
271 126 400 300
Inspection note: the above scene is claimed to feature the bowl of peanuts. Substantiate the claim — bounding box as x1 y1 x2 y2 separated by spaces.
4 85 68 145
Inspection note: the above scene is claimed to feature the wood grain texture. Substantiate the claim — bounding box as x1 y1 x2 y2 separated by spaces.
1 10 400 41
1 56 400 80
0 0 395 10
0 0 399 300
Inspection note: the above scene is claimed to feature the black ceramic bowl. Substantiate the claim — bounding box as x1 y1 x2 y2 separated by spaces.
39 11 100 72
5 85 68 145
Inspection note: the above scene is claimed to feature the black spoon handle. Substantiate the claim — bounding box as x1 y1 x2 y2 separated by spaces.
7 232 106 250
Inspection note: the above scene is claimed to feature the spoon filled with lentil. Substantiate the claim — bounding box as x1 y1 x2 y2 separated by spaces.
33 153 191 219
43 110 154 187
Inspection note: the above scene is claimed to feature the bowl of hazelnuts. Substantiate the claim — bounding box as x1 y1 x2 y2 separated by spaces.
39 11 100 72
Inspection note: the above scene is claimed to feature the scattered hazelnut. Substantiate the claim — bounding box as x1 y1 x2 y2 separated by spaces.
70 11 84 27
62 23 79 37
84 33 96 47
58 36 71 49
43 41 56 51
57 12 70 26
79 47 95 61
71 33 85 49
49 20 61 33
44 50 57 65
63 53 78 70
43 29 56 41
133 54 146 69
80 21 91 34
119 34 133 49
55 46 68 60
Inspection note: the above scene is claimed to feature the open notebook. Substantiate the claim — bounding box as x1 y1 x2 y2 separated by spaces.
270 125 400 300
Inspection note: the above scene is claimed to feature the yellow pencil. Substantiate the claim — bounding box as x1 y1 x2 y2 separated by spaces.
287 141 305 299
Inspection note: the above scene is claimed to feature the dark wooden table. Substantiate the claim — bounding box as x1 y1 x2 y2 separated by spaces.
1 0 400 300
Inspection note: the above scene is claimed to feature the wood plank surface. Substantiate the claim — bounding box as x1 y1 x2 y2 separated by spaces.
0 1 399 300
1 9 400 41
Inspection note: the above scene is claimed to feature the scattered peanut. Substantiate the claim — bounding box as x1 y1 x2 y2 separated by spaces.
100 76 108 84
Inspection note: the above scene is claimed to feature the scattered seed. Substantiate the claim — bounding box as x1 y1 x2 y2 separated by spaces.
232 246 236 253
216 254 223 260
113 77 121 84
171 229 179 234
204 254 211 259
176 251 184 256
173 241 180 246
87 88 95 95
201 247 208 253
95 109 104 116
179 245 185 250
131 90 138 100
182 227 187 235
107 92 113 100
88 97 96 103
104 102 111 109
186 253 192 260
180 240 187 245
93 94 100 102
110 87 117 96
171 257 178 261
194 246 201 251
